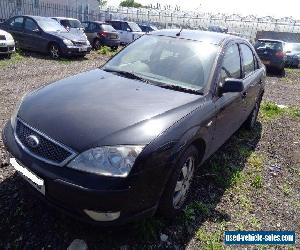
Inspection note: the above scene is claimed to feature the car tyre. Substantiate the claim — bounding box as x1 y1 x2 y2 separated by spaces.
158 145 198 218
244 95 262 130
93 39 102 50
5 54 12 59
49 43 61 59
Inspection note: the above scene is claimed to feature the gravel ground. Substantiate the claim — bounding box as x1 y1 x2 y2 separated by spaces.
0 52 299 249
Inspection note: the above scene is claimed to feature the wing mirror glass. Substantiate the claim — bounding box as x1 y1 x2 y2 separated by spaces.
220 78 244 94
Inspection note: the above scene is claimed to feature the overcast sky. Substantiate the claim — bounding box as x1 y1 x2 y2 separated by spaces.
107 0 300 19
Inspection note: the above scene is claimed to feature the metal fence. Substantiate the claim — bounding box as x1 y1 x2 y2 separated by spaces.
101 6 300 42
0 0 106 22
1 1 300 42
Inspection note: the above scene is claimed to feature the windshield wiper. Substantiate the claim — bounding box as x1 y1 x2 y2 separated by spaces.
158 84 203 95
103 68 150 83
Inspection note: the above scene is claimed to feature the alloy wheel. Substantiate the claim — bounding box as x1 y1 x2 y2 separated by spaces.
50 45 60 59
173 156 195 209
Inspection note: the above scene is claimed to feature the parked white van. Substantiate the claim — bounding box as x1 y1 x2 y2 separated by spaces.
106 20 144 44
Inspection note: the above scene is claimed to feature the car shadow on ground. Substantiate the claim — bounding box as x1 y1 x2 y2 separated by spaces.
0 123 262 249
266 67 285 78
17 49 89 62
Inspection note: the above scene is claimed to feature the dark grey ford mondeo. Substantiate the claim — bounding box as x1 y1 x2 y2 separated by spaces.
2 30 265 225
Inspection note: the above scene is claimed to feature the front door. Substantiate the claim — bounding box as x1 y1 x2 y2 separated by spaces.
23 17 43 51
213 43 245 150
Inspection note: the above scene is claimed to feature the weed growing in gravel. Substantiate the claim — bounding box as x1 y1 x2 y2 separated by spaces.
260 101 300 120
251 174 263 189
247 152 264 171
282 183 292 196
97 46 118 57
196 223 226 250
0 51 24 68
183 201 211 223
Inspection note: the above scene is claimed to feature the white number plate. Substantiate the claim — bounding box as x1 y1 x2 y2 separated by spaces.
10 158 45 195
79 47 88 52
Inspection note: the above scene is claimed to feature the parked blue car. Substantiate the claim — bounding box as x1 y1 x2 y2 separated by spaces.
0 15 91 59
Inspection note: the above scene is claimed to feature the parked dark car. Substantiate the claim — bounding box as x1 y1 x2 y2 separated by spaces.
81 21 120 50
52 17 84 34
284 42 300 68
139 24 158 33
2 30 265 225
0 15 91 59
254 39 286 73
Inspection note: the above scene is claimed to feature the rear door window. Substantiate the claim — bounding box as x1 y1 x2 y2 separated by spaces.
110 21 121 30
9 17 24 30
240 44 255 77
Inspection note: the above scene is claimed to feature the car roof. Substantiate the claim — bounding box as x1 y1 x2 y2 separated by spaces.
14 15 54 21
52 17 79 21
150 29 241 46
257 39 284 43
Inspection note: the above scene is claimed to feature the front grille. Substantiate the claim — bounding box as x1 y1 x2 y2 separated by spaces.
0 47 8 52
73 41 87 46
0 35 6 40
15 119 75 165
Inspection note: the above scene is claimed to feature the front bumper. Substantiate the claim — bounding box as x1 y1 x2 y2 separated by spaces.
61 45 92 56
2 121 165 225
0 41 15 54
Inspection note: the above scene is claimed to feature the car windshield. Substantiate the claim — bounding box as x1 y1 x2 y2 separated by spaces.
103 35 218 91
255 40 282 50
61 19 82 29
101 24 116 32
128 22 142 32
38 18 67 32
285 43 300 52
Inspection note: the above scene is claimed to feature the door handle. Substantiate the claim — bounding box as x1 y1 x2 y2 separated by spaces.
242 92 247 98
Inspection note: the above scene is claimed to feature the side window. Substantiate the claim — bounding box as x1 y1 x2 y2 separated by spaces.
111 21 121 30
9 17 24 29
81 22 89 30
221 44 241 82
240 44 255 77
24 18 38 31
121 22 131 31
90 23 99 32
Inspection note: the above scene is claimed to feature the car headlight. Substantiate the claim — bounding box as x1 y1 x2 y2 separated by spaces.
63 39 73 46
67 146 144 177
11 93 28 130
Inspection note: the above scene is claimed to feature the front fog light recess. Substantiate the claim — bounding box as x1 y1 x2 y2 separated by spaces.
67 145 144 177
84 209 120 221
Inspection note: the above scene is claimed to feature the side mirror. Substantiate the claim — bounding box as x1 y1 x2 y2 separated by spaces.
126 28 131 32
33 28 40 33
220 78 244 94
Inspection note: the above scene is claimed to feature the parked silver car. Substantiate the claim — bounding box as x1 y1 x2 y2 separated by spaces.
0 29 15 58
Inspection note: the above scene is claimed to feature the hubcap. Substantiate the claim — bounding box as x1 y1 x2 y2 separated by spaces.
173 156 195 209
50 46 59 59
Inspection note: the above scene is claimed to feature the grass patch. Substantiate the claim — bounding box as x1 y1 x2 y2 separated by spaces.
195 228 224 250
251 174 263 189
97 46 118 57
58 58 72 64
247 152 264 171
260 101 300 120
183 201 211 223
0 51 24 68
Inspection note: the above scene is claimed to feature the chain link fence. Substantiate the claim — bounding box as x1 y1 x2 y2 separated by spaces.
101 7 300 42
1 1 300 43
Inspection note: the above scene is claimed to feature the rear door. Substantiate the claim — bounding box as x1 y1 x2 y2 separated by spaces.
5 16 25 47
239 43 264 120
213 43 245 149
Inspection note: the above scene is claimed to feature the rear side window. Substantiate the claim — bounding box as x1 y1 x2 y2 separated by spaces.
255 40 283 51
110 21 121 30
89 23 100 32
240 44 255 77
101 24 115 32
9 17 24 29
221 44 241 82
81 22 89 29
